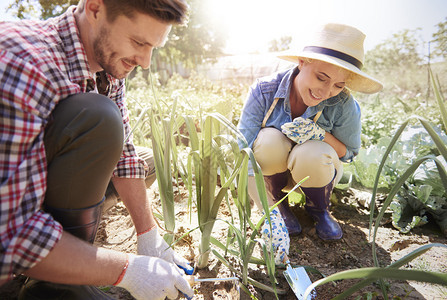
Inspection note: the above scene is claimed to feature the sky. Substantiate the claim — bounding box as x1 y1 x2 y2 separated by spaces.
202 0 447 56
1 0 446 57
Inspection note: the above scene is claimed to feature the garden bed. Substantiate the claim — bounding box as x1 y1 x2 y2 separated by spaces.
1 182 445 299
98 182 447 299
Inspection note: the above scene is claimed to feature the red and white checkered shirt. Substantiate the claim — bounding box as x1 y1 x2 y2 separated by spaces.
0 7 147 282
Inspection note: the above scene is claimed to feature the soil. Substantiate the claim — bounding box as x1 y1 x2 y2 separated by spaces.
1 183 446 300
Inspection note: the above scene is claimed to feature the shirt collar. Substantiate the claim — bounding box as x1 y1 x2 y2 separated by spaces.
57 6 95 84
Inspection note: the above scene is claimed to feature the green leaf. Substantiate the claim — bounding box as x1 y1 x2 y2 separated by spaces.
333 243 447 299
419 118 447 161
306 267 447 299
369 118 410 236
372 155 436 264
430 68 447 132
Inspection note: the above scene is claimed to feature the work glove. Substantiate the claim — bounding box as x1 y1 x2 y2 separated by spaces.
116 254 194 300
261 207 290 264
281 117 325 144
137 226 193 274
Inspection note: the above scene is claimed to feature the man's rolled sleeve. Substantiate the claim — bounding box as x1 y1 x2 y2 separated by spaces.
114 143 148 178
0 212 63 283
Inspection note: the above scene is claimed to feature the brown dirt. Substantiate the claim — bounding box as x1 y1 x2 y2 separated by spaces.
1 183 446 300
97 183 447 300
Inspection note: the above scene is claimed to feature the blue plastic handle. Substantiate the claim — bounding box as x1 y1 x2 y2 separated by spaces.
178 264 194 299
178 263 194 275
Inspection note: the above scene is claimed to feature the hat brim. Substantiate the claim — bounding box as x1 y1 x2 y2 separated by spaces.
278 51 383 94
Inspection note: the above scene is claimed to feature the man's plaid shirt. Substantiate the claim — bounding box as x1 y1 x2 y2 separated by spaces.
0 7 147 282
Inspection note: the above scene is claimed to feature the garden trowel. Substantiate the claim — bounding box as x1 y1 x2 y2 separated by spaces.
185 275 239 285
180 264 240 299
283 259 316 300
179 264 239 286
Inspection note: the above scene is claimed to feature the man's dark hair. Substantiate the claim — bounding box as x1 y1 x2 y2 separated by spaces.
78 0 188 24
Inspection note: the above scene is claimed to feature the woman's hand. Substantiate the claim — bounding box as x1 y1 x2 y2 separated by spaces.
281 117 325 144
261 207 290 264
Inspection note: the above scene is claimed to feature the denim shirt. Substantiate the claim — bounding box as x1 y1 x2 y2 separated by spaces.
237 67 361 165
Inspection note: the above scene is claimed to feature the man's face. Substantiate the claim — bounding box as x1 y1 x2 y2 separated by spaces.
92 11 171 79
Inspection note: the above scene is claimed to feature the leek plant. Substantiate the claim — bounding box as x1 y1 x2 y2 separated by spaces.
210 144 282 296
129 72 287 297
129 71 187 245
183 111 306 298
303 69 447 299
182 112 262 268
126 71 312 298
211 168 308 298
202 114 309 298
148 100 177 245
183 112 240 268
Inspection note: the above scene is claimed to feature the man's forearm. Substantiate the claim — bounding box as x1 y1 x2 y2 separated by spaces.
24 232 126 285
111 177 156 233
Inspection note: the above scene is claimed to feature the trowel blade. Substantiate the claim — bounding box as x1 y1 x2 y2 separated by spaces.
283 265 316 300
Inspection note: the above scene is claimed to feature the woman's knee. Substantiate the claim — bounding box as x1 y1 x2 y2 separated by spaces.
253 127 292 175
288 140 340 187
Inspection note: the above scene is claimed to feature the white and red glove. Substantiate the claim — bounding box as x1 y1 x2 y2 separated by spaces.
137 226 193 273
115 254 194 300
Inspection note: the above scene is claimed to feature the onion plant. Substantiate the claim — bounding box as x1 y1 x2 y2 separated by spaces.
200 114 309 298
304 69 447 298
128 71 187 245
148 100 177 245
182 112 270 265
211 165 308 298
183 112 242 268
182 111 311 298
128 72 288 297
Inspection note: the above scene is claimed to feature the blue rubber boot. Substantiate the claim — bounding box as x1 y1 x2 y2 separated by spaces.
302 178 342 240
264 171 302 236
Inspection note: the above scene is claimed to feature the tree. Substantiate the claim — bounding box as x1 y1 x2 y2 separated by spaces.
8 0 78 19
364 29 425 95
7 0 226 74
365 29 423 73
268 36 292 52
432 18 447 61
154 0 226 75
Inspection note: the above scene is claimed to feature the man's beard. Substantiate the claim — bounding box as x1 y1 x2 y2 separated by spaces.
92 27 132 79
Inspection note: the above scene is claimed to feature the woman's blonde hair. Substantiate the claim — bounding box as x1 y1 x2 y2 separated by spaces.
299 58 355 86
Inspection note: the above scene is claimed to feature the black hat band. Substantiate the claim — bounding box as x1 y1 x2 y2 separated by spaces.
303 46 363 69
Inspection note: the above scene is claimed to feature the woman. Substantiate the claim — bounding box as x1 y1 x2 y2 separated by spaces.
238 23 382 262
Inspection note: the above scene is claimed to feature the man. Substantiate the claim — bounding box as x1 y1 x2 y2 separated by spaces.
0 0 194 299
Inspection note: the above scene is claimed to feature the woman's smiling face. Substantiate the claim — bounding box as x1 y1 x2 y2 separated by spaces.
294 59 350 107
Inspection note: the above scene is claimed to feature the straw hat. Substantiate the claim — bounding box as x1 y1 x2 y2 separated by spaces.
278 23 383 94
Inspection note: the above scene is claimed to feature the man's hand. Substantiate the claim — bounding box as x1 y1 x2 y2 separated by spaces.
116 254 194 300
281 117 325 144
261 207 290 264
137 226 193 273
